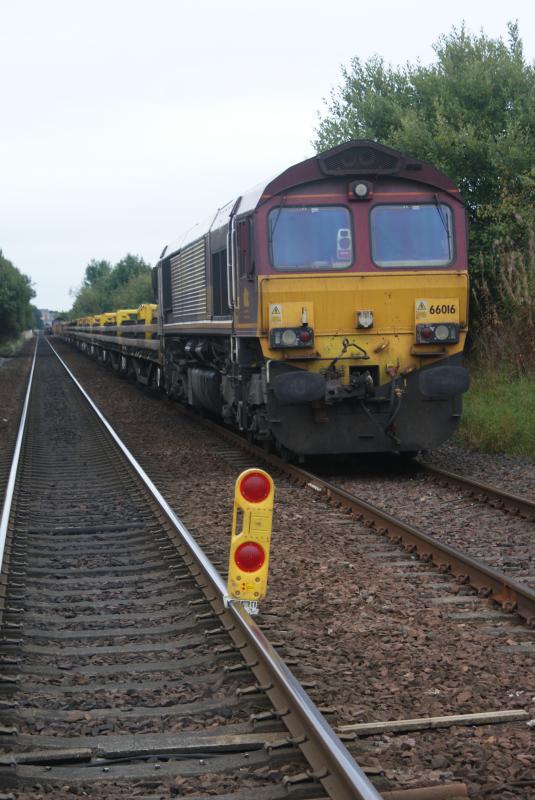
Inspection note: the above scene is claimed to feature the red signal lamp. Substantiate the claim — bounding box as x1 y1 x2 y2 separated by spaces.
299 329 312 343
420 326 433 340
235 541 266 572
239 471 271 503
228 468 274 604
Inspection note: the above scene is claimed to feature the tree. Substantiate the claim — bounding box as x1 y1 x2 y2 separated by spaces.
31 306 43 329
109 254 151 290
70 283 109 318
70 253 152 317
83 259 112 287
0 250 35 337
113 272 153 309
314 22 535 273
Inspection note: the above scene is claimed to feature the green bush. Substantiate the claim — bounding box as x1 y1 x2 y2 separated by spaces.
471 231 535 376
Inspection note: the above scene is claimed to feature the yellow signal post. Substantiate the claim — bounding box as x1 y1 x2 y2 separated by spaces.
227 468 274 615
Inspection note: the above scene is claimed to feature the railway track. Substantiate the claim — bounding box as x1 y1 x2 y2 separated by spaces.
50 334 535 624
0 338 384 800
0 341 35 509
53 335 535 606
208 427 535 628
416 462 535 522
42 337 535 796
125 377 533 628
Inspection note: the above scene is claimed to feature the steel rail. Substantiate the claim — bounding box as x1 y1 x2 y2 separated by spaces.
417 461 535 519
284 464 535 625
0 337 38 581
45 339 382 800
169 411 535 627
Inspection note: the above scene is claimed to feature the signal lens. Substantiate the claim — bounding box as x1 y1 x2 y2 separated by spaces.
299 329 311 343
235 541 266 572
240 471 271 503
281 329 298 346
420 326 433 340
434 324 450 341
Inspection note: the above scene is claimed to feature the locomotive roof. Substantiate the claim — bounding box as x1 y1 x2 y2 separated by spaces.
161 140 461 260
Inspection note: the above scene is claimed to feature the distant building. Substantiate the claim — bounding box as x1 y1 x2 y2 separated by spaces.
39 309 54 334
39 309 53 325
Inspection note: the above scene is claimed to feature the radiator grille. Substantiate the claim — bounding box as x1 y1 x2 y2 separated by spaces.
320 145 399 175
170 239 208 319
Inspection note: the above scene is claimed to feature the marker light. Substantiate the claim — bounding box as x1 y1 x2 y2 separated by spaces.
416 323 460 344
269 326 314 349
434 324 450 341
235 541 266 572
281 329 298 346
240 471 271 503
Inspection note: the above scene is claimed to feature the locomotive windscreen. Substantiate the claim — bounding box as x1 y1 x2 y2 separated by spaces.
370 204 454 267
268 206 353 270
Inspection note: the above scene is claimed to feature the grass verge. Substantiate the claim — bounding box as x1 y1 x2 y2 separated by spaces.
0 331 33 357
457 369 535 458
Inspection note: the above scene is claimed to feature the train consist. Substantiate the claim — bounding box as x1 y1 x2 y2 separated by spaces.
59 139 469 456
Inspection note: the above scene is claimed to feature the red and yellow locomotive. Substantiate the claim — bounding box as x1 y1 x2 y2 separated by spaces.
65 140 469 456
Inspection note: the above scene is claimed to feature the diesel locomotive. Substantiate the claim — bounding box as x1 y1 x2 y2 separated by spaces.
62 139 469 456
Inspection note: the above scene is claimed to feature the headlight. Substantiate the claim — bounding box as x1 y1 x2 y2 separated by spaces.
416 323 459 344
434 324 450 341
281 329 298 346
270 327 315 349
348 179 373 200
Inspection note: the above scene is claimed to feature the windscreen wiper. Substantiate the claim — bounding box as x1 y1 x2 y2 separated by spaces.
267 194 287 244
433 193 451 258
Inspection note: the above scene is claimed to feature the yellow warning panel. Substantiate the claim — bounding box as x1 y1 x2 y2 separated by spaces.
227 469 274 603
415 298 459 323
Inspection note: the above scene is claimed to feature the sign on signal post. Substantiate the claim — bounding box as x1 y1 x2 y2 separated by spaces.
227 468 274 615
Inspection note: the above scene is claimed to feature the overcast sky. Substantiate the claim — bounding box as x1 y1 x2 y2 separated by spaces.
2 0 535 311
